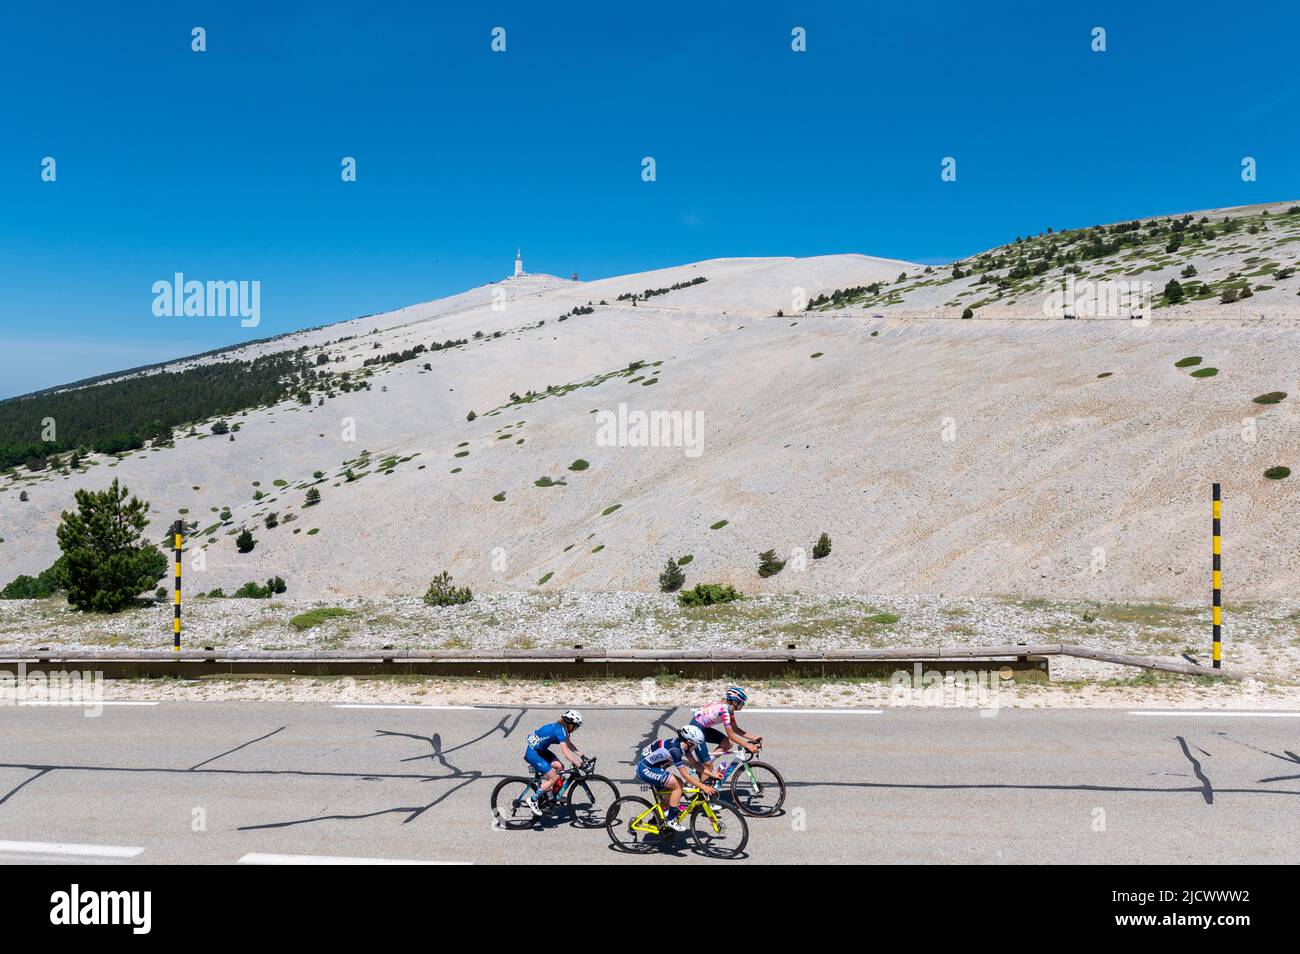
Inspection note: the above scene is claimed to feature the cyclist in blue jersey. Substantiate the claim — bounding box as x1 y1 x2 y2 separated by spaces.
634 724 715 832
524 709 587 815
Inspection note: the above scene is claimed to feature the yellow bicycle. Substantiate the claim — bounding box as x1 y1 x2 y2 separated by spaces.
605 785 749 858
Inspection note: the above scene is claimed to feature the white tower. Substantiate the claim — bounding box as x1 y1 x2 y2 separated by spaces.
514 249 524 277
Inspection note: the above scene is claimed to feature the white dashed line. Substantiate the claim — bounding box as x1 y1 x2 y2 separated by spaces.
1129 710 1300 718
237 853 470 865
17 701 160 707
0 840 143 858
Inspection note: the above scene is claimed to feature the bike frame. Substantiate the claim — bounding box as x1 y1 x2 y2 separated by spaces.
631 787 725 836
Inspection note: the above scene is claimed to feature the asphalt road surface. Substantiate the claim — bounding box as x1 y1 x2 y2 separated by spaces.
1 703 1297 864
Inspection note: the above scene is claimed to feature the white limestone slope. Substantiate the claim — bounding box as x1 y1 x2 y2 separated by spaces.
2 240 1298 602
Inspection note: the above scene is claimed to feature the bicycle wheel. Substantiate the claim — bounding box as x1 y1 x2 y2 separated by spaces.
490 776 540 830
605 796 658 853
565 774 620 828
689 802 748 858
729 760 786 817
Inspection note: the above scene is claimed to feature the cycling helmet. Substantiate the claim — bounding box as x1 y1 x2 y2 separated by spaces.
725 686 749 706
561 709 583 727
678 724 705 747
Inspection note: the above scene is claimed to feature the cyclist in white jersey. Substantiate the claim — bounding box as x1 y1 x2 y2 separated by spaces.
686 686 761 767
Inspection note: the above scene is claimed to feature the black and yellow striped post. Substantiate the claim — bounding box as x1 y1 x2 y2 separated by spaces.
1211 483 1222 669
172 519 183 652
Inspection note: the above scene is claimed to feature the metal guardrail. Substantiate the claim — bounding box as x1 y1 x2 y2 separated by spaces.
0 644 1255 680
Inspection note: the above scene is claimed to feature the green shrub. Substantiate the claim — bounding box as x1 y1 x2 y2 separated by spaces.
961 307 974 320
568 459 590 471
1190 367 1218 378
1253 392 1287 404
1 558 64 600
290 607 353 630
304 488 321 506
601 504 621 516
492 492 506 502
1174 356 1202 368
709 520 728 530
867 612 900 624
677 583 742 607
1264 466 1291 480
236 529 256 553
233 577 287 599
677 554 694 565
423 571 472 606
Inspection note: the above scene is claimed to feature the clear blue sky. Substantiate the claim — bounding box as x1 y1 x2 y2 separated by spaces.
2 1 1297 397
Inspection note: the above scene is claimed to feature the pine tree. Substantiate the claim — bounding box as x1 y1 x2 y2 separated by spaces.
757 549 786 578
55 478 167 612
236 529 256 553
659 558 685 592
305 487 321 506
812 533 832 559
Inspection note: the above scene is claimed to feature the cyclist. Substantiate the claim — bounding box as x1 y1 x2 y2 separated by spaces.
524 709 586 815
687 686 761 768
635 724 715 832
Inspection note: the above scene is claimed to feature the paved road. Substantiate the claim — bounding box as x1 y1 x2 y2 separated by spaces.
1 703 1297 864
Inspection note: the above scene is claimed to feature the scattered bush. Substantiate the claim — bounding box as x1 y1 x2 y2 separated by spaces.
1174 356 1202 368
233 576 287 598
1189 367 1219 378
304 488 321 506
1264 466 1291 480
867 612 900 624
236 529 256 553
659 558 685 593
757 549 786 578
812 533 832 559
677 583 742 607
961 307 974 320
568 459 590 471
289 607 353 630
1253 392 1287 404
423 570 472 606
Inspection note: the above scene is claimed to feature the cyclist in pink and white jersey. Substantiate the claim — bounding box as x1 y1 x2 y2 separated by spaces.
685 686 761 767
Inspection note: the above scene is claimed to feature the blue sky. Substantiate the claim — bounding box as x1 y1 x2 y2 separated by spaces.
2 1 1297 397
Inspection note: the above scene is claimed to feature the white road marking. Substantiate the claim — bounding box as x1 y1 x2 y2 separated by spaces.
1129 710 1300 718
237 853 469 865
743 708 883 715
0 840 143 858
17 701 159 707
333 703 479 710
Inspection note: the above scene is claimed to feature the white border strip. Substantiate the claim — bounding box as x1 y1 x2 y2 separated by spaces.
1129 710 1300 718
333 703 480 710
744 708 883 715
0 840 143 858
237 852 469 865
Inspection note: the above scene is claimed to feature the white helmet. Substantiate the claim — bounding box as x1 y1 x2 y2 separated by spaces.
678 724 705 747
561 709 583 727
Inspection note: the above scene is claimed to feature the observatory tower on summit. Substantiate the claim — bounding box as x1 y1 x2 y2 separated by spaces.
513 249 524 278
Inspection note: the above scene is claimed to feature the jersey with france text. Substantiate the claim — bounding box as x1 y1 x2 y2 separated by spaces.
639 738 686 768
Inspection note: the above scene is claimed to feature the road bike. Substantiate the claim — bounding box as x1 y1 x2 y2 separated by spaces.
605 784 748 858
491 757 619 830
711 742 786 817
